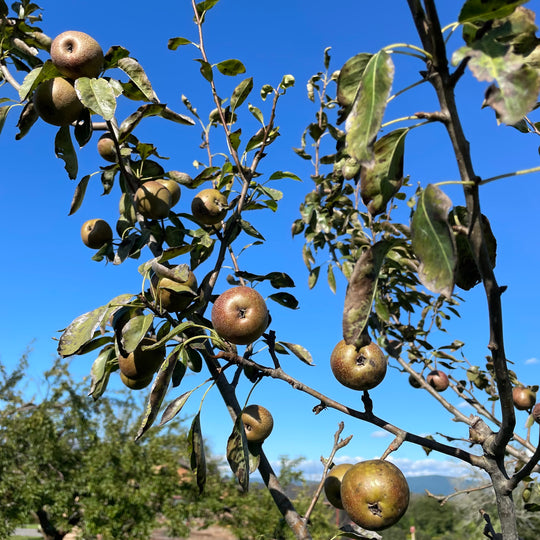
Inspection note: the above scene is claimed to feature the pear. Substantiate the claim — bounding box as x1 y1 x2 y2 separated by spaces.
191 188 228 225
135 180 172 220
33 77 84 126
97 132 117 163
50 30 104 79
81 218 113 249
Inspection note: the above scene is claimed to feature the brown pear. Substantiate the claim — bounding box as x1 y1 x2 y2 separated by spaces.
50 30 104 79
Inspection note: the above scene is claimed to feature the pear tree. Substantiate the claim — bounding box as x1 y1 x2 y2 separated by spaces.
2 0 540 538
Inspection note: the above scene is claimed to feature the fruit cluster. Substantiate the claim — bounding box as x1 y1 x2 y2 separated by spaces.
33 31 103 126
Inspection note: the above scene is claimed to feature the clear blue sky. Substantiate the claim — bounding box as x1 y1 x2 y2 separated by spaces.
2 0 540 480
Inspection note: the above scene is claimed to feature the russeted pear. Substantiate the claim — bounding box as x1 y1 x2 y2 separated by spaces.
33 77 84 126
191 188 228 225
135 181 172 220
50 30 104 79
80 218 113 249
241 404 274 443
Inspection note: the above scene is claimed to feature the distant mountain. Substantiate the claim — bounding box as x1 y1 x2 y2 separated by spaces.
406 474 477 496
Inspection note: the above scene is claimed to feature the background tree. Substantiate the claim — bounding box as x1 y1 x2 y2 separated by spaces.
2 0 540 539
0 355 214 539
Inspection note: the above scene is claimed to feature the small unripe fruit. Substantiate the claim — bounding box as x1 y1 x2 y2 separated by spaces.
97 132 117 163
33 77 84 126
81 218 113 249
427 370 449 392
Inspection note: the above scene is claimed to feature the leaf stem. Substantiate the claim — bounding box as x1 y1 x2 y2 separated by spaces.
480 165 540 185
382 42 432 61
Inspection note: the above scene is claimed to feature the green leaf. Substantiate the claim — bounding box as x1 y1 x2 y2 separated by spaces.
160 388 196 426
308 266 320 289
74 109 93 147
216 59 246 76
361 128 408 215
68 174 92 215
117 57 157 102
234 270 295 288
342 240 397 348
458 0 528 23
196 0 220 17
411 184 456 298
452 9 540 124
226 415 250 492
88 346 116 400
240 219 265 240
120 314 154 354
54 126 78 180
345 50 394 165
168 37 193 50
74 77 116 120
189 412 207 494
327 264 337 294
195 59 213 82
279 74 295 89
18 61 60 101
58 304 110 357
230 77 253 110
449 206 497 291
248 103 264 124
15 101 39 140
136 350 178 440
268 292 299 309
268 170 302 181
278 341 313 365
119 103 194 140
103 45 131 69
337 52 373 110
0 104 16 135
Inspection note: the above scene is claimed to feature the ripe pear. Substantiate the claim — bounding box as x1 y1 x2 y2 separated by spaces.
50 30 104 79
241 404 274 443
151 265 197 313
191 188 228 225
81 218 113 249
135 180 172 220
97 132 117 163
120 371 153 390
211 286 269 345
341 460 410 531
324 463 353 509
118 337 165 380
330 340 387 391
33 77 84 126
157 179 181 207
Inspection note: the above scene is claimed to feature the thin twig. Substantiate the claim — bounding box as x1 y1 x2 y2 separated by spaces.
303 422 353 524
